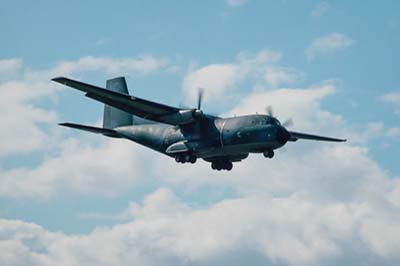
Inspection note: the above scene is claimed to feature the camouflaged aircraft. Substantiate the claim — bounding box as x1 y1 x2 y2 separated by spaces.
53 76 346 171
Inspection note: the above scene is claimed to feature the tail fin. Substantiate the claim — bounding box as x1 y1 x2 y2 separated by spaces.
103 77 133 129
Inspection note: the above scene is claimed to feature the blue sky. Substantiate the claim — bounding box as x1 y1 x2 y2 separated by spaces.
1 1 400 265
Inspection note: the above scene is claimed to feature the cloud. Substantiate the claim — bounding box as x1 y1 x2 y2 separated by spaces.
50 55 168 77
0 138 151 199
1 49 400 265
0 55 168 157
225 0 248 7
0 58 23 81
306 33 354 60
0 80 59 156
0 55 169 199
381 92 400 114
387 127 400 138
264 67 303 88
182 49 303 104
311 2 331 17
1 184 400 266
183 63 240 103
227 82 339 131
95 38 108 46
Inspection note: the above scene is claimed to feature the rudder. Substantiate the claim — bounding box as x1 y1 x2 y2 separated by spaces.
103 77 133 129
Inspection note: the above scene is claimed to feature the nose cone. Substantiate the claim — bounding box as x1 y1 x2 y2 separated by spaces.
277 127 291 145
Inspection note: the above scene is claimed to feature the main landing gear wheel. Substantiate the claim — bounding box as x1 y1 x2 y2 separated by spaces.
175 153 197 164
211 161 233 171
263 150 274 159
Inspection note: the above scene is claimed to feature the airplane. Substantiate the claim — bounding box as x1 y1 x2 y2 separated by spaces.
52 76 346 171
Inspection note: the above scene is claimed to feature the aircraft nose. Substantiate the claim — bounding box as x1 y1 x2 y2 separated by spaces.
277 126 291 145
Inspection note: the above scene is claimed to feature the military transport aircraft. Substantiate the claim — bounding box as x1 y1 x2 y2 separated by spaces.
53 76 346 171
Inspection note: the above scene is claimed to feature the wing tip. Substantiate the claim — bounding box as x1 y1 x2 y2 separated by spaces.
51 76 68 83
58 122 73 128
328 138 347 142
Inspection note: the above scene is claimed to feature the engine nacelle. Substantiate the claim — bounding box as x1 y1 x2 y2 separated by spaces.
162 109 203 125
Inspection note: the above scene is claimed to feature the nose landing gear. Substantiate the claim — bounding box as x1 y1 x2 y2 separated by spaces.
263 150 274 158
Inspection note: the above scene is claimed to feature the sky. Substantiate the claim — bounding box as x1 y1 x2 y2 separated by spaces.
0 0 400 265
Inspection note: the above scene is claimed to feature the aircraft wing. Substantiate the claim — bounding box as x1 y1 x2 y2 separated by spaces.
52 77 207 126
289 131 346 142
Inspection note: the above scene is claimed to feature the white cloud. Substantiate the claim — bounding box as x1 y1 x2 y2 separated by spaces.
381 92 400 114
387 179 400 207
225 0 248 7
182 49 302 104
0 80 59 156
0 138 152 199
1 185 400 266
306 33 354 60
0 58 23 81
1 50 400 265
387 127 400 138
227 83 339 131
264 67 303 88
0 55 169 199
311 2 330 17
50 55 168 77
95 38 108 46
380 92 400 104
0 55 168 157
183 63 241 103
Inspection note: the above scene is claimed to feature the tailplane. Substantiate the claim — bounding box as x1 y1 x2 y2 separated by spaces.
59 123 120 138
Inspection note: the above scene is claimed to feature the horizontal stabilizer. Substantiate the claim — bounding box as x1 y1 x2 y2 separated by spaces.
289 131 346 142
59 123 121 138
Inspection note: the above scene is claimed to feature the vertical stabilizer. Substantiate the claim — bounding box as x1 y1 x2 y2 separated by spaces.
103 77 133 129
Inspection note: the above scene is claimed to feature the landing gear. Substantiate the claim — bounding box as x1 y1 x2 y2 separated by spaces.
263 150 274 159
189 156 197 164
175 153 197 164
211 161 233 171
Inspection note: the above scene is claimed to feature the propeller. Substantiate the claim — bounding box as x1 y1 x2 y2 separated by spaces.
264 105 292 145
282 118 293 128
265 105 293 128
191 87 205 118
180 88 220 118
197 87 204 110
266 105 274 117
179 88 204 111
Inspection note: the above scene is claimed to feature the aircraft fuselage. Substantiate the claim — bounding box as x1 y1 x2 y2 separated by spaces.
115 114 289 162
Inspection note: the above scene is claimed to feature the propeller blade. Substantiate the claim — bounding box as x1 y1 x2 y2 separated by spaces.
282 118 293 128
197 88 204 110
266 105 274 117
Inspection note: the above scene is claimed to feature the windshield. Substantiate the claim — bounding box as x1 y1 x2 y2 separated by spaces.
264 117 280 126
273 118 281 126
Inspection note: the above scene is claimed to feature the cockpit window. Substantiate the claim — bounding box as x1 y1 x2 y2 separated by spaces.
264 117 280 125
273 119 281 126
